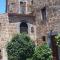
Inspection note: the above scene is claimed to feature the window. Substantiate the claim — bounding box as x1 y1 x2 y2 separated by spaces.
41 7 46 21
9 3 15 12
27 0 33 14
20 22 28 33
20 0 33 14
31 0 33 4
31 27 34 33
20 1 26 14
42 36 46 41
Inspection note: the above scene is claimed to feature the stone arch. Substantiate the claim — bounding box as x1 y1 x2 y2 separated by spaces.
20 22 28 33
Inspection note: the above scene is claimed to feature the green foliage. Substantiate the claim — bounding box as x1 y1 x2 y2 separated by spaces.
27 58 33 60
6 33 35 60
32 44 52 60
55 34 60 47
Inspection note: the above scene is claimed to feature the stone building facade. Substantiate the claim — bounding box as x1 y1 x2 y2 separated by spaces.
0 0 60 60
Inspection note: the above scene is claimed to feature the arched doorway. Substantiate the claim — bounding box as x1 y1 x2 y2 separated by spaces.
20 22 28 33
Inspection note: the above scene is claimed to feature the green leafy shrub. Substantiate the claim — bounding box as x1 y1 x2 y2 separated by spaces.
32 44 52 60
55 34 60 47
6 33 35 60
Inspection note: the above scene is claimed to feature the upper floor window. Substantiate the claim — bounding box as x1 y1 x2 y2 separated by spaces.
41 7 46 21
20 1 26 14
27 0 33 14
20 0 33 14
31 0 33 4
9 2 15 12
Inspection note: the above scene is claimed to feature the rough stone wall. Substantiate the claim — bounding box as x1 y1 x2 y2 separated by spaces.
33 1 60 59
33 0 60 44
1 0 60 50
47 6 60 32
0 13 36 48
0 13 9 60
5 0 60 45
33 0 49 44
8 14 36 41
0 13 36 60
47 7 60 60
0 13 9 48
1 0 60 60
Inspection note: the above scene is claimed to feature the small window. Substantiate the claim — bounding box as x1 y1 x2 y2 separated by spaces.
41 7 46 21
42 36 46 41
31 27 34 33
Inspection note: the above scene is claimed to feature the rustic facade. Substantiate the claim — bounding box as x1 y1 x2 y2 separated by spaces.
0 0 60 60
